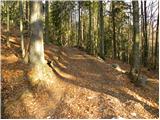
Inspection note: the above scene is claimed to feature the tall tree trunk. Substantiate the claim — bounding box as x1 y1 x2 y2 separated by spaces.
99 1 105 59
20 0 25 58
151 2 154 66
81 9 84 48
45 0 49 43
141 1 144 64
28 1 45 65
130 1 140 82
143 1 148 66
6 2 10 47
112 1 116 59
155 12 159 70
88 1 92 54
78 1 81 47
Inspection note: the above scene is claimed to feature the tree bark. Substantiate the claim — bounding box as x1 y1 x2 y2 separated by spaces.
143 1 148 66
20 0 25 58
88 1 92 54
130 1 140 82
6 2 10 47
45 0 49 43
78 1 81 47
99 1 105 59
112 1 116 59
155 12 159 70
28 1 45 65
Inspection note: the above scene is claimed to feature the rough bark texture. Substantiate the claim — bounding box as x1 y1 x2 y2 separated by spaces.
130 1 140 82
28 1 45 65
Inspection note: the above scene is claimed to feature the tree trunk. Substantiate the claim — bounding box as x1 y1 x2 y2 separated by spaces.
141 1 144 64
6 2 10 47
88 1 92 54
99 1 105 59
28 1 45 65
45 0 49 43
78 1 81 47
155 12 159 70
112 1 116 59
143 1 148 67
130 1 140 82
20 0 25 58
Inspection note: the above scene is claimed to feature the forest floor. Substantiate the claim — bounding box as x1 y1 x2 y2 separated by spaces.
1 25 159 119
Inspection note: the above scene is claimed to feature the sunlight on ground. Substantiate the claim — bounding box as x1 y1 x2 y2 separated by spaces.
1 54 18 63
54 65 76 80
122 87 158 108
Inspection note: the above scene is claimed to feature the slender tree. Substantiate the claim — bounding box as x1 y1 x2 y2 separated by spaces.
87 1 92 54
78 1 81 47
99 1 105 59
45 0 49 43
143 1 148 66
6 2 10 47
20 0 25 58
112 1 116 59
130 1 140 82
155 11 159 70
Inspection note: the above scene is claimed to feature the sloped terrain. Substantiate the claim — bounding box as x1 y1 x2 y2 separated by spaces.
1 26 159 119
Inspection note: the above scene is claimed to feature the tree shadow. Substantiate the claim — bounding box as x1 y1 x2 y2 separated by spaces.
47 46 159 118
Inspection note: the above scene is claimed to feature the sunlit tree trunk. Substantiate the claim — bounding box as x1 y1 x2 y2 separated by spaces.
130 1 140 82
28 1 45 65
20 0 25 58
99 1 105 59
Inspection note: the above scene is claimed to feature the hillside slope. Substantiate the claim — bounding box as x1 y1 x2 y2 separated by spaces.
1 27 159 119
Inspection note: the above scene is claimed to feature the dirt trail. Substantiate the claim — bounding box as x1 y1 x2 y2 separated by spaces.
1 27 159 119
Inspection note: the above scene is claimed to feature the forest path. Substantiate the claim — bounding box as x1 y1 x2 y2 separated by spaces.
1 26 159 119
